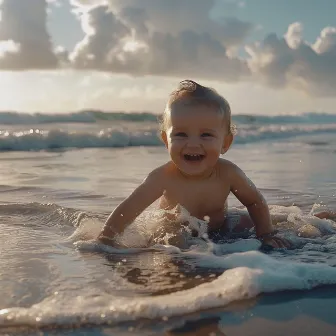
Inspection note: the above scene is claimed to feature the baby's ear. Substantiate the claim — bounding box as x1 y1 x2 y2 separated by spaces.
221 133 233 154
161 131 168 148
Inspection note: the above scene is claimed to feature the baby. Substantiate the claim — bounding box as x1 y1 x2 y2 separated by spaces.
98 80 292 249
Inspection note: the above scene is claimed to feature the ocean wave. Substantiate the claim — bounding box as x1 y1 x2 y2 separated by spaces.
0 128 162 151
0 111 335 125
0 110 158 124
233 112 336 125
0 124 335 151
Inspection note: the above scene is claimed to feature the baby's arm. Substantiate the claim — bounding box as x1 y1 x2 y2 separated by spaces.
227 162 290 248
227 163 273 238
98 168 165 246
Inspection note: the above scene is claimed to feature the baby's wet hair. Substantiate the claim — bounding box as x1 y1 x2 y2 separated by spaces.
160 79 236 135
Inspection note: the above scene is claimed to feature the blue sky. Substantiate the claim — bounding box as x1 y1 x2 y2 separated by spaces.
215 0 336 42
0 0 335 115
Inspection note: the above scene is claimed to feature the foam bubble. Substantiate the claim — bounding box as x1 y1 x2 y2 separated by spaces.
1 250 336 329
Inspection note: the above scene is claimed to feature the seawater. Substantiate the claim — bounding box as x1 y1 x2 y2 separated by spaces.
0 111 336 151
0 112 335 333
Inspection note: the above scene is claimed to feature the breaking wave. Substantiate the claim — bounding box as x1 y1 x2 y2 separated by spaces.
0 124 335 151
0 110 335 125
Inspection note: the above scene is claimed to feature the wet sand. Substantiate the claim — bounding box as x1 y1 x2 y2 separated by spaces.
166 286 336 336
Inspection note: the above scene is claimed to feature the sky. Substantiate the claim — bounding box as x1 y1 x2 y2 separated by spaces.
0 0 335 115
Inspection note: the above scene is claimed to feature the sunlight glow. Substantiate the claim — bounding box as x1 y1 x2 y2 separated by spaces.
0 40 20 57
122 40 147 53
0 72 24 111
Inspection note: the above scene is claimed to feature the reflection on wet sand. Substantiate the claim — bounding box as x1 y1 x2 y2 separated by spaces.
166 316 226 335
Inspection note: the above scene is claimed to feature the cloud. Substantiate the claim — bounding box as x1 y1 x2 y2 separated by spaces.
46 0 61 6
70 4 130 69
246 22 336 96
0 0 58 70
69 0 252 81
108 0 252 46
313 26 336 54
284 22 303 49
0 0 335 98
69 2 336 95
0 40 20 56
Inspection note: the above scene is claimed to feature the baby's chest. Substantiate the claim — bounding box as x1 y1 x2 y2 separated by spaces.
162 182 230 215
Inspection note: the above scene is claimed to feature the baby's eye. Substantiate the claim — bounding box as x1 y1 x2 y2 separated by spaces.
201 132 214 137
174 132 187 137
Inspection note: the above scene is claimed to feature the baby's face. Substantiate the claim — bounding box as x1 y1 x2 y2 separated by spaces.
162 104 231 177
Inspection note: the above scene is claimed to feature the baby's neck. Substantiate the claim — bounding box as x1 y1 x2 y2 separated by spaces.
175 165 217 180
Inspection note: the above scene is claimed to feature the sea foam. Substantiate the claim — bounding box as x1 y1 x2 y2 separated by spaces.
1 249 336 329
1 203 336 330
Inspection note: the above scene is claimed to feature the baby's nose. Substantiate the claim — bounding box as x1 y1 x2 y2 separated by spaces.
187 136 201 147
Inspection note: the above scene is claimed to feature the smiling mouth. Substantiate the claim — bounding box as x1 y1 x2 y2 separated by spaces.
183 154 205 161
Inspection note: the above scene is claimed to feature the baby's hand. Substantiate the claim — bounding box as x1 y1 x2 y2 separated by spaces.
98 235 122 248
261 236 292 249
314 211 336 220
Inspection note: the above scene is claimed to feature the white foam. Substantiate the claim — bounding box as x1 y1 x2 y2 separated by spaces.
211 239 261 255
5 204 331 329
1 250 336 328
72 204 336 253
74 239 147 254
0 128 162 151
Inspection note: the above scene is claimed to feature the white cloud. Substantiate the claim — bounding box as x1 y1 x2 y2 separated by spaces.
0 40 20 56
0 0 335 98
313 27 336 54
69 0 252 81
284 22 304 49
70 4 130 69
47 0 62 7
246 22 336 96
54 45 69 66
69 2 336 96
0 0 58 69
108 0 252 46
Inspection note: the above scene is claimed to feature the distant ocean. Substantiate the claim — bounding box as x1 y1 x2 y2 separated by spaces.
1 111 336 335
0 111 336 150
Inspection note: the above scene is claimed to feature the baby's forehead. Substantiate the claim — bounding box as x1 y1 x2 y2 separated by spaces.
168 107 227 128
169 104 222 120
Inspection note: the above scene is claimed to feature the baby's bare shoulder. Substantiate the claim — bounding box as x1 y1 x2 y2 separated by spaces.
217 159 246 182
217 158 250 186
145 162 175 185
217 158 240 173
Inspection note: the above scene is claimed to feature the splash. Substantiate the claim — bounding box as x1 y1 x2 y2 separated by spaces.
1 202 336 331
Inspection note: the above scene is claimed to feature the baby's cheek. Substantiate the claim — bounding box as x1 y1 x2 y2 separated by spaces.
206 145 222 155
170 143 184 154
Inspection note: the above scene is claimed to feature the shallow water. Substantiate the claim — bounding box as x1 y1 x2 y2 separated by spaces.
0 121 336 334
